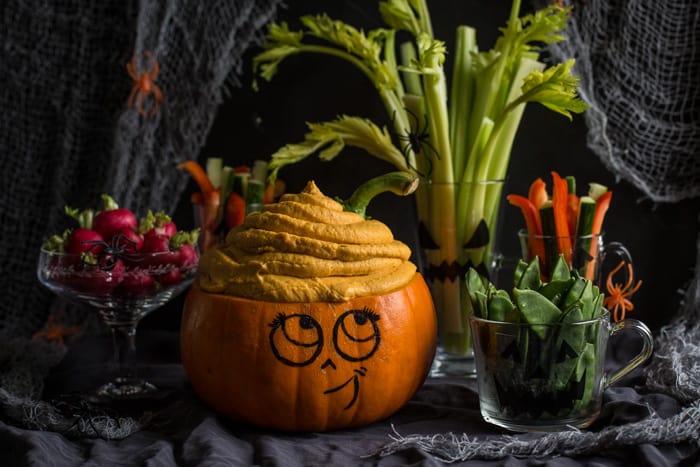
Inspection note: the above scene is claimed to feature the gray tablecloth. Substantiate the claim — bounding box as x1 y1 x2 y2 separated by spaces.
1 332 697 466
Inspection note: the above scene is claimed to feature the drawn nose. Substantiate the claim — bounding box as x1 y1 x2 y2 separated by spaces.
320 358 336 370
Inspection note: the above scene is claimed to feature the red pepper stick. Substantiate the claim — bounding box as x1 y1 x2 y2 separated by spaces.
527 177 548 235
225 192 246 229
528 177 548 208
507 194 545 262
551 171 573 265
564 175 579 235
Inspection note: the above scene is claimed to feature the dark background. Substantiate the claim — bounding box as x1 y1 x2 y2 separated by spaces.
149 0 698 335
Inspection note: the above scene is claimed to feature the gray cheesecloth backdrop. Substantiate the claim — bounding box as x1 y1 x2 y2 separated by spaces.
0 0 698 462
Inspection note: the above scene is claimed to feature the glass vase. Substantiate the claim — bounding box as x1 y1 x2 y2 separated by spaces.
416 179 505 378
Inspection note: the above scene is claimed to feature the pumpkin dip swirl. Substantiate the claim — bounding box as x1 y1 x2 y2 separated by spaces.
197 181 416 302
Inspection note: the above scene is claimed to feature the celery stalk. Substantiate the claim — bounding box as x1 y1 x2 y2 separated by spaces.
449 26 477 182
417 33 469 342
401 93 424 174
461 0 521 184
456 118 494 250
399 42 423 97
413 0 433 37
486 57 545 182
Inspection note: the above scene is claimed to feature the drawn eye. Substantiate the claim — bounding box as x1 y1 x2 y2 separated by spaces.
269 313 323 367
333 307 381 362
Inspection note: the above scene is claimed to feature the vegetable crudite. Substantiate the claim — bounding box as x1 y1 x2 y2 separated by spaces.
508 172 613 281
178 158 285 251
465 255 650 429
252 0 587 355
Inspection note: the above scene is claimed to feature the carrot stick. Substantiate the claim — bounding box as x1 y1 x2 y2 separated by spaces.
263 183 276 204
177 160 217 197
507 194 545 262
551 171 573 264
591 191 612 235
584 190 612 280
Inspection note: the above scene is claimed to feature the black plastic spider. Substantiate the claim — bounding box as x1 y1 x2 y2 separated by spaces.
82 233 143 271
395 107 441 177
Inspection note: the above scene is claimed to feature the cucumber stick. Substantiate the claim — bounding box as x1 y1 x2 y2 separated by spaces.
539 201 559 279
573 196 597 275
246 179 265 213
232 172 250 198
588 182 608 201
206 157 224 189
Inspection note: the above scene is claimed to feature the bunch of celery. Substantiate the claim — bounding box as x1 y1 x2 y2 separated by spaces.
253 0 587 352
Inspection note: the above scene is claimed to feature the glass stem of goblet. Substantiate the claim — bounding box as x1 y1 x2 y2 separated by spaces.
111 324 138 380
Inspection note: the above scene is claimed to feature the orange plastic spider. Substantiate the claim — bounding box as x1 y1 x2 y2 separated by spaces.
32 314 81 347
603 260 643 322
127 51 163 117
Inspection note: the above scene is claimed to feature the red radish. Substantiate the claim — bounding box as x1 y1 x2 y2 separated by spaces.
158 221 177 237
114 227 143 253
141 234 171 253
65 228 104 255
140 210 177 238
168 230 200 268
117 271 156 296
93 194 137 241
176 243 198 268
158 269 182 286
70 259 125 295
140 234 179 273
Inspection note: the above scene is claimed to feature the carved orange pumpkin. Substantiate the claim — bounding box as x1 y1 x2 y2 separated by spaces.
180 273 436 432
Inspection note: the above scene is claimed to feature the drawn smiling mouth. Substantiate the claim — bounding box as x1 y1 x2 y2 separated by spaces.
323 367 367 410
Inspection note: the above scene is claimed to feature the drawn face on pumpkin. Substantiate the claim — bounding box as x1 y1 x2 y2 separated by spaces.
268 307 381 409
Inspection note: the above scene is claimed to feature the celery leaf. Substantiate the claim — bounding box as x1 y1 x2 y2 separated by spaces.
267 116 411 182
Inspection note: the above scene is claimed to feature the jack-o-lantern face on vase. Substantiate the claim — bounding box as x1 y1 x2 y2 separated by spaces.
180 274 437 432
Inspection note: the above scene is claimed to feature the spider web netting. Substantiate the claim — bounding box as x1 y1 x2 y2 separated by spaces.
1 0 282 339
0 0 282 438
546 0 700 203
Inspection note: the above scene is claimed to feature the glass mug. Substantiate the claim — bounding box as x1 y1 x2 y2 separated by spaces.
469 311 653 432
517 230 632 285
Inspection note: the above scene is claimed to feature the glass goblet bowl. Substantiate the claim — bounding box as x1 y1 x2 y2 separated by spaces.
37 245 199 399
